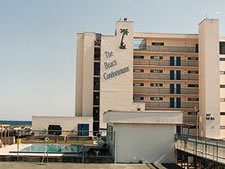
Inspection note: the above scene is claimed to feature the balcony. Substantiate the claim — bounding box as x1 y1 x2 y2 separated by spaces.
133 73 199 81
142 101 199 109
134 45 197 53
133 87 198 95
133 59 198 67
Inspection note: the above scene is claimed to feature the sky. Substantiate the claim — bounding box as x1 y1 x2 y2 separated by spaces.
0 0 225 121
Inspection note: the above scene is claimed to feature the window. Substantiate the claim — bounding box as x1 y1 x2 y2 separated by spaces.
133 96 144 100
133 83 144 86
221 112 225 115
133 69 144 73
195 44 199 53
150 83 163 87
188 98 199 101
152 42 164 46
220 85 225 88
93 92 100 105
188 112 196 115
220 98 225 102
188 57 198 60
94 47 100 60
150 97 163 101
188 70 198 74
220 42 225 54
94 62 100 75
150 56 163 60
188 84 199 88
94 77 100 90
220 58 225 61
107 125 114 141
134 38 146 50
93 122 99 134
220 71 225 74
150 69 163 73
48 125 62 135
95 33 101 46
134 56 144 59
93 107 99 121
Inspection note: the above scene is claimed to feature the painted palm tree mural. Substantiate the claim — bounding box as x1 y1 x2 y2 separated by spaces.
120 29 129 49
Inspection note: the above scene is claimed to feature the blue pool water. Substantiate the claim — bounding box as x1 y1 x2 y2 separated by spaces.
20 144 83 153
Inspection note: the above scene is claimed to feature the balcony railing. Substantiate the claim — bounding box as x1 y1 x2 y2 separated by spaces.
142 101 199 109
133 59 198 67
134 45 197 53
133 87 198 95
133 73 199 80
183 115 196 124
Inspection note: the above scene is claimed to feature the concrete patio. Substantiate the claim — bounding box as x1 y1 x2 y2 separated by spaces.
0 162 148 169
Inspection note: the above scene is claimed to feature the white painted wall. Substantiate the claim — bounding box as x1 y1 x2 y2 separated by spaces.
113 123 176 163
32 116 93 135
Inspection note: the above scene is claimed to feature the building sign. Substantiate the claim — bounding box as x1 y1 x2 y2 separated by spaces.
103 51 130 80
206 113 215 120
119 29 129 49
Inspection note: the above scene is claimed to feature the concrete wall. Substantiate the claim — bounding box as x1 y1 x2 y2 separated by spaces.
113 123 176 163
198 19 220 138
82 33 95 116
32 116 93 134
75 33 84 116
75 33 95 117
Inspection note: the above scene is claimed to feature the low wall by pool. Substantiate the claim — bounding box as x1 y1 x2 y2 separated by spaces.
0 144 113 163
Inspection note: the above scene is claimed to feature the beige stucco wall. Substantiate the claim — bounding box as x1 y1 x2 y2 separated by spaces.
75 33 84 116
198 19 220 139
220 56 225 137
82 33 95 116
75 33 95 117
100 21 144 128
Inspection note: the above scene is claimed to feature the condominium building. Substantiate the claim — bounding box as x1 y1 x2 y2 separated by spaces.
75 18 225 139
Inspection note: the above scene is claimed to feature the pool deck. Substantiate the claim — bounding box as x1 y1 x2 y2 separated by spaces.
0 144 31 155
0 162 149 169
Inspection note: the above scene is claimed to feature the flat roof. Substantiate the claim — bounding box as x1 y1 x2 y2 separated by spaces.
32 116 92 119
103 110 183 125
134 32 198 39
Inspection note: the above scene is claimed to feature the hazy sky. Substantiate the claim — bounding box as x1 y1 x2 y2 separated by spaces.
1 0 225 120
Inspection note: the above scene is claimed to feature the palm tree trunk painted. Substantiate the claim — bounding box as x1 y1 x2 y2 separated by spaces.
120 33 125 48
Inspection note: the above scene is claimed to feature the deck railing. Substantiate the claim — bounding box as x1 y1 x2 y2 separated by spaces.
133 87 198 95
133 101 198 109
175 134 225 165
133 59 198 67
133 73 199 80
134 45 198 53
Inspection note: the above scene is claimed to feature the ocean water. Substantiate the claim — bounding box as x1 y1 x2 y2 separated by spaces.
0 120 32 126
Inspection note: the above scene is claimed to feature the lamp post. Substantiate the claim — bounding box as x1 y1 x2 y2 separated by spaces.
194 106 200 137
194 106 199 168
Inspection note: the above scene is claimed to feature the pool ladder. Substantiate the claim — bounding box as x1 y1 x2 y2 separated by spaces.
39 145 48 165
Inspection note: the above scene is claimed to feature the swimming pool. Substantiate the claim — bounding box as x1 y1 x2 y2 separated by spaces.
14 144 83 154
